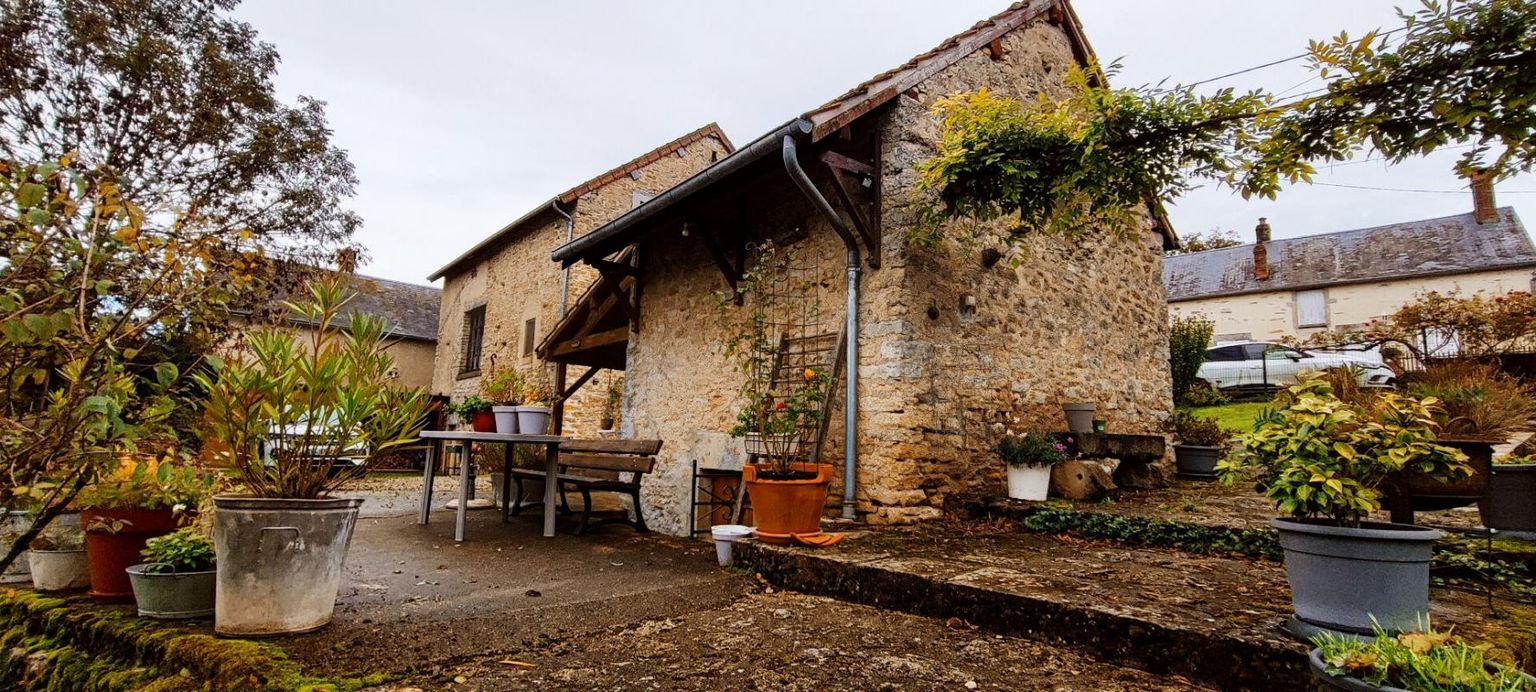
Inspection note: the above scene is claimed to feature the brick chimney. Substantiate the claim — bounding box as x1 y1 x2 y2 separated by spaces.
1471 170 1498 224
1253 218 1271 281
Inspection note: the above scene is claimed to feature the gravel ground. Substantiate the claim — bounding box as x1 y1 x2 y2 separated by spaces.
376 589 1210 691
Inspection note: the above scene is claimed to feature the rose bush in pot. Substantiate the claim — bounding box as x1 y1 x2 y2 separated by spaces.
196 277 430 636
479 363 523 434
1218 378 1469 637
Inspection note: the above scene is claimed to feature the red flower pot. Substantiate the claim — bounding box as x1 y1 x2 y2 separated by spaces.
471 411 496 433
81 508 183 604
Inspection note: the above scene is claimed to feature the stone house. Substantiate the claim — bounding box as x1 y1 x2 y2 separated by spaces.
1165 179 1536 345
547 0 1178 535
428 124 734 434
241 272 440 392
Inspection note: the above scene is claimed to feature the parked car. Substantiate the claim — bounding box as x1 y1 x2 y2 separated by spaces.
1197 341 1396 393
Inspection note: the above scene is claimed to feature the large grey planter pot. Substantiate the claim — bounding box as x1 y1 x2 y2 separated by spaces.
1062 403 1096 434
1172 445 1221 479
1274 518 1440 636
213 496 362 637
515 406 551 435
1308 648 1536 690
491 406 520 435
126 564 215 619
27 549 89 592
1480 463 1536 534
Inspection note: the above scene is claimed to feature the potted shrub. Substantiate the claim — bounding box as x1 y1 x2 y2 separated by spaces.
719 242 833 544
27 528 88 592
996 430 1070 501
76 455 214 604
1482 454 1536 535
448 396 494 433
516 375 554 435
127 526 215 619
1167 411 1229 480
480 363 523 434
1310 625 1536 690
196 277 431 636
1397 362 1536 521
1218 378 1469 636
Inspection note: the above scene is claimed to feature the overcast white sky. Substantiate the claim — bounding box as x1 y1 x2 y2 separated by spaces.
237 1 1536 286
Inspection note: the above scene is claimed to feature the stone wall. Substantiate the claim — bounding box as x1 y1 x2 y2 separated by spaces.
623 18 1173 534
430 134 730 437
858 22 1174 524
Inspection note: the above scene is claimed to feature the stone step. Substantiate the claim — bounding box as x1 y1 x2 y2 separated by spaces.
733 524 1536 692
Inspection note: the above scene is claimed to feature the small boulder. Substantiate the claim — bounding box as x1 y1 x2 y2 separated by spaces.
1050 459 1117 501
1113 460 1172 489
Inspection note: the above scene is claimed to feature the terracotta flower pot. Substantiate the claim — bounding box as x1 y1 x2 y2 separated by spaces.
471 411 496 433
80 508 182 604
743 463 832 545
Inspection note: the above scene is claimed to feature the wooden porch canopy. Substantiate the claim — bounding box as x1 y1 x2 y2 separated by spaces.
535 249 636 370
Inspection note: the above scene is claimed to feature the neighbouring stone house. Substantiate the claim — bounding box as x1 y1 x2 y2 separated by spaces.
1165 179 1536 345
546 0 1178 535
428 125 734 434
241 272 441 392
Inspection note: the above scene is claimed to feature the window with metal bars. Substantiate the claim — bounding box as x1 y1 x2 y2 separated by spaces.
460 305 485 375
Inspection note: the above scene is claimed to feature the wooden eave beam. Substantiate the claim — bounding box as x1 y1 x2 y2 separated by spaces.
587 258 637 278
558 365 601 400
550 326 630 357
819 151 881 269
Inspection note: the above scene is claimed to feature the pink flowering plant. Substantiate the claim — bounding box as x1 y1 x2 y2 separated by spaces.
996 430 1072 469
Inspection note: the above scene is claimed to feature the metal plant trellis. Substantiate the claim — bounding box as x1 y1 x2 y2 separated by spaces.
724 241 838 476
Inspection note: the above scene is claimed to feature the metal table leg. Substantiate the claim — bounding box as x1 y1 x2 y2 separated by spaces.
418 440 437 525
542 441 559 537
501 442 514 523
455 441 472 542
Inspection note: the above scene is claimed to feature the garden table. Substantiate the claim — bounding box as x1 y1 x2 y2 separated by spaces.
417 431 569 542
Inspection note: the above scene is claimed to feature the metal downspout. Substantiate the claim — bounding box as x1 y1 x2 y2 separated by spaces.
553 200 575 318
782 120 861 520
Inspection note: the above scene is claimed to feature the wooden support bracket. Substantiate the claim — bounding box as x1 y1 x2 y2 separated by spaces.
819 151 881 269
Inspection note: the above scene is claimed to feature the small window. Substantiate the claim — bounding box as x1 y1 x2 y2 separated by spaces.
460 306 485 374
1296 289 1328 328
522 318 537 358
1205 345 1246 362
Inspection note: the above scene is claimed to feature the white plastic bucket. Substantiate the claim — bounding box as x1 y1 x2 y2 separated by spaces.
711 524 754 567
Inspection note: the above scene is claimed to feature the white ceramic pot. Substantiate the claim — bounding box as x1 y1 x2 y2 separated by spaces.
711 524 754 567
1006 464 1051 501
28 549 89 592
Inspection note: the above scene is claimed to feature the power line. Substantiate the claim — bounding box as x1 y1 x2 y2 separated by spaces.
1178 26 1409 90
1310 181 1536 194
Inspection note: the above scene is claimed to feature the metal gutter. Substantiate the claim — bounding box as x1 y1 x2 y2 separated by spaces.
551 120 801 267
781 119 862 520
553 199 576 317
428 199 558 281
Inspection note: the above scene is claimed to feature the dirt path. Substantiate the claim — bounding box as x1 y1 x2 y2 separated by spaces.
377 589 1210 691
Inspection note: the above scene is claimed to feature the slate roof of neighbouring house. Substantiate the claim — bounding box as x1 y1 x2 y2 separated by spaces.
426 123 734 281
281 274 441 342
1163 208 1536 302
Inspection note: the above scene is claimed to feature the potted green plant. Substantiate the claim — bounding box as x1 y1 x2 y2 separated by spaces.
126 525 215 619
1310 625 1536 690
196 276 431 636
448 396 495 433
76 454 214 604
717 243 834 543
1399 362 1536 523
996 430 1070 501
480 362 524 434
599 375 624 432
1167 411 1229 480
27 527 88 592
1218 378 1469 637
516 374 554 435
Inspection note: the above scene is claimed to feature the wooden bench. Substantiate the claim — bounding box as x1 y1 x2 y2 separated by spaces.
508 439 662 535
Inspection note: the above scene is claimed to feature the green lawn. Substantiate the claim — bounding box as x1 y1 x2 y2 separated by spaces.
1182 401 1271 432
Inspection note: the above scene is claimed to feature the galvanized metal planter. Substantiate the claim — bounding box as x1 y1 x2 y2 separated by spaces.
126 564 215 619
212 495 362 637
